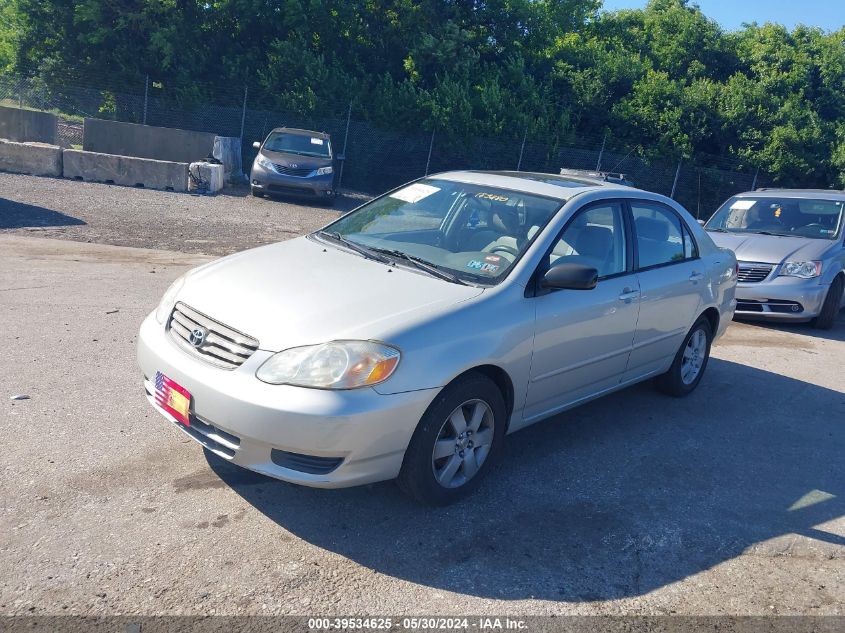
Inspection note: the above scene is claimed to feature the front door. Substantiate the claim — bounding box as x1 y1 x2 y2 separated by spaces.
523 201 640 424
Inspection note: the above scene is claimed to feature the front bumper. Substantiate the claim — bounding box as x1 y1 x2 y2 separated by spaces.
734 275 829 321
137 312 437 488
250 162 335 198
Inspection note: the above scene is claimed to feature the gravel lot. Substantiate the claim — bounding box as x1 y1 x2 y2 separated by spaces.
1 174 844 618
0 172 364 255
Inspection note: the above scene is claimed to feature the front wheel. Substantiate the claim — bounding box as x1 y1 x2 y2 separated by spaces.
812 275 843 330
397 373 506 505
655 317 713 397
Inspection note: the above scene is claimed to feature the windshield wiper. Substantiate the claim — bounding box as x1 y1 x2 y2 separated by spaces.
707 227 729 233
369 247 469 285
316 231 392 263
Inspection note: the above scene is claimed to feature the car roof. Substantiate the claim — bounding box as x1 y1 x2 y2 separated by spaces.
737 189 845 201
433 170 634 201
269 127 331 139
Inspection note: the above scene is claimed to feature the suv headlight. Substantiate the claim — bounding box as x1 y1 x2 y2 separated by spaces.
256 154 273 169
780 261 822 279
256 341 400 389
155 275 186 324
314 166 333 176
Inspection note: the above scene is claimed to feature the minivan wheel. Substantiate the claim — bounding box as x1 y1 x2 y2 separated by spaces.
812 275 843 330
397 373 505 505
655 317 713 397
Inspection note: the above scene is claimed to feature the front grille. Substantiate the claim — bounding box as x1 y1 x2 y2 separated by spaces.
168 302 259 370
736 299 803 314
143 378 241 458
737 262 773 283
271 449 343 475
272 163 313 177
267 184 316 196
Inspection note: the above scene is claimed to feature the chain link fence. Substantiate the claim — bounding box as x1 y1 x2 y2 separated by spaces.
0 72 769 219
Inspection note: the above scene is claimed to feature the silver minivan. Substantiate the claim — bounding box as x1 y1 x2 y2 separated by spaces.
706 189 845 329
138 171 737 504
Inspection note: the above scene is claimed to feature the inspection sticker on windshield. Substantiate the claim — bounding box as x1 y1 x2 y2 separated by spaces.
390 183 440 203
310 137 324 145
730 200 755 210
466 259 500 274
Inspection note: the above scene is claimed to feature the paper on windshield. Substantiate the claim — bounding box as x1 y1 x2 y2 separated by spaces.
389 183 440 203
311 138 324 145
730 200 755 210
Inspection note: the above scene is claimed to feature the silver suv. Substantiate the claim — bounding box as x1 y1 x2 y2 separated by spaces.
705 189 845 329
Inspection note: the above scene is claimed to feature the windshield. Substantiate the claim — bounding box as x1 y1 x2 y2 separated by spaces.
263 132 331 158
706 196 844 240
317 179 563 284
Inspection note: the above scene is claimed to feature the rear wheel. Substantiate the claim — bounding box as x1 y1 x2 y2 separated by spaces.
812 275 843 330
655 317 712 397
397 373 505 505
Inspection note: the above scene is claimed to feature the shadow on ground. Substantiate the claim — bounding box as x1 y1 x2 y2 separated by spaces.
735 309 845 343
0 198 86 229
206 358 845 601
221 184 366 213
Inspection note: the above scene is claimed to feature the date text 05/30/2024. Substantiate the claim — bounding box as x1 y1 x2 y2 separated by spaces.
308 617 528 630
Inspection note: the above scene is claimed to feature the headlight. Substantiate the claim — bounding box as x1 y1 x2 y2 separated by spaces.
780 261 822 279
255 154 273 169
155 275 186 324
256 341 400 389
314 166 333 176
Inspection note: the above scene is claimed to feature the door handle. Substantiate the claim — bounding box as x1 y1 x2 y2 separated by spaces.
689 272 705 282
618 288 640 301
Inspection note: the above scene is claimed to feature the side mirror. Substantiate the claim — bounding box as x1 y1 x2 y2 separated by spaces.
252 141 261 150
697 219 706 226
541 262 598 291
336 153 346 161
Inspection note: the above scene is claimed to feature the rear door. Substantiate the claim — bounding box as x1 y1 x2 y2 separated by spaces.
624 200 704 382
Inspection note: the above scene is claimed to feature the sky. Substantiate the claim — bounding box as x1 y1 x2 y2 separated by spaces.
600 0 845 32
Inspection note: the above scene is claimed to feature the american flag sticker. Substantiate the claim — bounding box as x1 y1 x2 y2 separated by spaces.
154 371 192 426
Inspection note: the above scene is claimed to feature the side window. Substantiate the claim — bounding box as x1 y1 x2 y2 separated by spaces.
631 203 688 268
549 203 627 278
682 224 698 259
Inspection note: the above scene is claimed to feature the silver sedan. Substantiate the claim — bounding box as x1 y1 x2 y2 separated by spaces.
705 189 845 329
137 171 737 504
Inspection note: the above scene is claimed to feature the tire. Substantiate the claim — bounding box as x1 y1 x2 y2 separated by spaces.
655 317 713 397
251 186 261 198
812 275 844 330
397 372 506 505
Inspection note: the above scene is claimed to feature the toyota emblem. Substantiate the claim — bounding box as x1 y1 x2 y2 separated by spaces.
188 327 208 347
290 163 298 168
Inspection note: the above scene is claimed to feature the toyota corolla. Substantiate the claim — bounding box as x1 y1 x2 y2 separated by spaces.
138 171 737 504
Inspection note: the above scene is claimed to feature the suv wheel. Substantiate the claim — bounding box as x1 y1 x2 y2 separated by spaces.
812 275 843 330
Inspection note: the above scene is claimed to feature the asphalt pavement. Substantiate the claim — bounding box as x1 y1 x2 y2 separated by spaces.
1 173 844 617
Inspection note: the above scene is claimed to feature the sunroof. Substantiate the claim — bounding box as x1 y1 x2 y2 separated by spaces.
493 171 597 188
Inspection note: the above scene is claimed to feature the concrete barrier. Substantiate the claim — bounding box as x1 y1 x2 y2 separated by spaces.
62 149 188 192
0 106 58 144
83 119 240 184
0 139 63 176
188 162 225 194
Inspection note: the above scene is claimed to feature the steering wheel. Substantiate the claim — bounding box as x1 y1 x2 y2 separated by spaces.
490 244 519 257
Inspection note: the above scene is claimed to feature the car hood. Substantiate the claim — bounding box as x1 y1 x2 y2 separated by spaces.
259 149 331 169
707 231 832 264
176 237 484 351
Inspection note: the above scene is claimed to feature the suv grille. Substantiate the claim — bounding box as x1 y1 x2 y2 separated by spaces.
272 163 313 177
737 262 773 283
168 302 259 370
